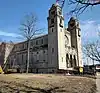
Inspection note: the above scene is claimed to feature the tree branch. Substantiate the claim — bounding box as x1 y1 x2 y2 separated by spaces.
68 0 100 15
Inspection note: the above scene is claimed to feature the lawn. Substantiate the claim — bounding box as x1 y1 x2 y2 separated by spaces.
0 74 96 93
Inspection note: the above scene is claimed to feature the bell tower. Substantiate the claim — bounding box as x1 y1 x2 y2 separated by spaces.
47 3 66 72
68 17 83 67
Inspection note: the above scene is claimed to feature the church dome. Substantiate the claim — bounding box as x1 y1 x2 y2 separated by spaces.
70 17 76 21
52 3 60 7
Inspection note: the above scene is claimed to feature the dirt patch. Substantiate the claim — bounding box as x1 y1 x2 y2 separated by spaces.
0 74 96 93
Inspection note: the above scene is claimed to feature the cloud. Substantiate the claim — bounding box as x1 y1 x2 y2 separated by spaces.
80 20 100 43
98 24 100 31
0 30 21 38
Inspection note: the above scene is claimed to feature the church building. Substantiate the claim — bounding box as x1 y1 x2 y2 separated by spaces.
1 3 83 73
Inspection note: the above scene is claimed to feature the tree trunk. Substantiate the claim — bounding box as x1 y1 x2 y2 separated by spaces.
26 40 30 73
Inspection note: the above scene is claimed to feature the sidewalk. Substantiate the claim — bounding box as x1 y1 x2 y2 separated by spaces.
96 72 100 93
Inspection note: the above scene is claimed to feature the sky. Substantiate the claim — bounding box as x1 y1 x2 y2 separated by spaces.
0 0 100 42
0 0 100 64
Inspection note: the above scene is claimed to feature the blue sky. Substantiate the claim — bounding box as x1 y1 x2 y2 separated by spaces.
0 0 100 65
0 0 100 43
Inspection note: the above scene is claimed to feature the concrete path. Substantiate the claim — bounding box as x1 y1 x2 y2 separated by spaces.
96 73 100 93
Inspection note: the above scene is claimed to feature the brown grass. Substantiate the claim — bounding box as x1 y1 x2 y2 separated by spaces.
0 74 96 93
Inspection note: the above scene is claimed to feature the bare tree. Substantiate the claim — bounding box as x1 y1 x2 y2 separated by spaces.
20 13 43 73
83 36 100 63
67 0 100 16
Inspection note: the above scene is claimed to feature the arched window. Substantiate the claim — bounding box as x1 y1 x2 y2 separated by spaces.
51 19 54 24
74 55 77 66
52 28 53 32
66 54 69 68
70 55 73 67
66 54 69 59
